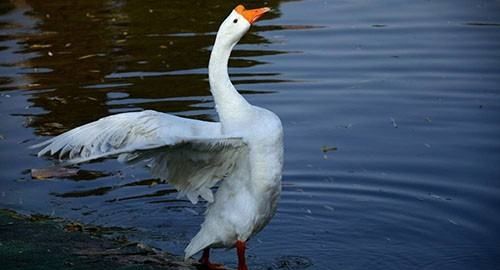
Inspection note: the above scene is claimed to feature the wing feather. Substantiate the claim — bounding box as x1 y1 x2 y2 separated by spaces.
31 110 248 204
31 110 222 164
119 138 248 204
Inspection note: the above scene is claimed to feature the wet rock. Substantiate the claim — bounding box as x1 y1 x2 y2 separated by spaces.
0 209 196 270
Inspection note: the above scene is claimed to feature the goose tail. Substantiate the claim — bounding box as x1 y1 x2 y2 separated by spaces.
184 228 215 261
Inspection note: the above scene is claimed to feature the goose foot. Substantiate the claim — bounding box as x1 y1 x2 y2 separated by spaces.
198 248 225 270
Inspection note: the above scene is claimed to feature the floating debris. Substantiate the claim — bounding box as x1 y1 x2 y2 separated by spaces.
0 134 4 140
390 117 398 128
429 193 441 199
48 51 53 56
271 255 313 270
31 167 79 180
428 192 452 201
45 122 64 129
78 54 98 60
323 205 334 212
47 96 67 104
31 167 110 181
30 44 52 49
337 123 353 129
321 145 337 159
321 146 337 153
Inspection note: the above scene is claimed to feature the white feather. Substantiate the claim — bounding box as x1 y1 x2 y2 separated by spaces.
120 138 248 204
32 110 222 164
32 7 283 266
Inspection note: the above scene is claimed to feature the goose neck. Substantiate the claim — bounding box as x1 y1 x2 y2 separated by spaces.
208 37 251 125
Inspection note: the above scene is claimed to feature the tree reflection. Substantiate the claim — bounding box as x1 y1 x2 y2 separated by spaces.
4 0 287 136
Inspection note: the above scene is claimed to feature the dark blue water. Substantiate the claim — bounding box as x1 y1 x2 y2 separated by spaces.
1 0 500 269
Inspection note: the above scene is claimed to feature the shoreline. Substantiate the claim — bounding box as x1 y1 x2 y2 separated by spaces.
0 209 196 270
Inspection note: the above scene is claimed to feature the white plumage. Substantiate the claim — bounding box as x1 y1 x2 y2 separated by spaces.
32 5 281 270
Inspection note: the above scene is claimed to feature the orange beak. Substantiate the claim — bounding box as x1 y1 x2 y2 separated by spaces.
235 5 271 24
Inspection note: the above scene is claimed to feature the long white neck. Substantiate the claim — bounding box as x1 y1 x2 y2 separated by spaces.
209 34 252 128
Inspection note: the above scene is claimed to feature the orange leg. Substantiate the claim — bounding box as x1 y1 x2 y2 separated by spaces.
236 240 248 270
199 248 225 270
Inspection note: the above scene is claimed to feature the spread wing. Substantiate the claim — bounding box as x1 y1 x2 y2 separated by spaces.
31 110 223 164
31 110 249 203
118 138 248 204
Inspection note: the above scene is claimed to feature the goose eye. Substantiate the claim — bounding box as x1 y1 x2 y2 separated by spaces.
233 18 238 23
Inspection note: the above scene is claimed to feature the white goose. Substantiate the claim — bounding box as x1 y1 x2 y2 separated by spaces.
32 5 282 270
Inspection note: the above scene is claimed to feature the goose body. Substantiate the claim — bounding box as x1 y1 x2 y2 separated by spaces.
32 5 281 270
185 104 283 258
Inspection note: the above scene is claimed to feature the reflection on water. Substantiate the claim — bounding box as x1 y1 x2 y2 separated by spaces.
2 0 286 135
1 0 500 269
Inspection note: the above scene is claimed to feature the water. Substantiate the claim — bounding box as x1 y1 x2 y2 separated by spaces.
1 0 500 269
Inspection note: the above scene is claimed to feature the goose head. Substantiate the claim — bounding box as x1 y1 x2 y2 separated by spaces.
215 5 270 46
208 5 271 124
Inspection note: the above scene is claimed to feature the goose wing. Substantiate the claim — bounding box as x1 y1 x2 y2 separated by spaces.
119 137 248 204
32 110 248 203
32 110 222 164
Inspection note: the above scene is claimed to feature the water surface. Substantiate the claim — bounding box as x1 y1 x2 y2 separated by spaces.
1 0 500 269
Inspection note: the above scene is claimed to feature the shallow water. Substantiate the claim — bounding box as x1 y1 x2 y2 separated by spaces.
1 0 500 269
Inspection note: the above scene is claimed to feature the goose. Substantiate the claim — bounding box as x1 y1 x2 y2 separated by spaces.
32 4 282 270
